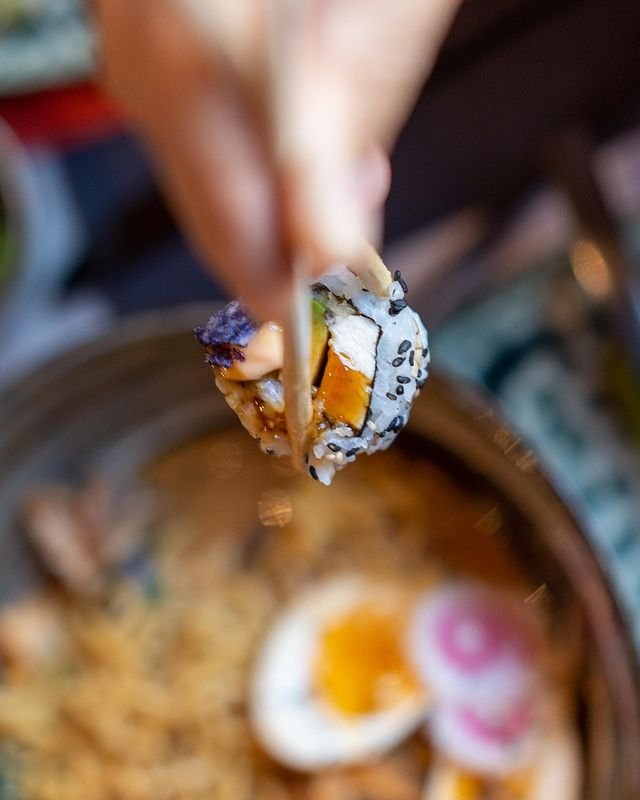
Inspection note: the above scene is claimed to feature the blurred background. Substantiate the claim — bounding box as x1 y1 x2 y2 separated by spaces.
2 0 640 643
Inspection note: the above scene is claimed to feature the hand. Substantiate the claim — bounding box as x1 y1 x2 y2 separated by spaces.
94 0 460 320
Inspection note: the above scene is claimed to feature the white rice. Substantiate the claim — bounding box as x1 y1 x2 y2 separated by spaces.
307 268 429 485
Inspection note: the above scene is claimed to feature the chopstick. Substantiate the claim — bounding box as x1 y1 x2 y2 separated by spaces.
351 244 393 296
268 0 314 471
282 253 313 471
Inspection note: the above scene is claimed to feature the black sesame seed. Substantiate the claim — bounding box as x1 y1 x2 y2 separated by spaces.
309 465 319 480
397 375 411 384
409 351 415 366
388 415 403 433
393 270 409 293
422 347 429 358
346 448 358 458
398 340 411 354
386 392 397 401
389 299 408 316
265 447 274 455
327 442 341 453
392 356 405 367
396 385 404 395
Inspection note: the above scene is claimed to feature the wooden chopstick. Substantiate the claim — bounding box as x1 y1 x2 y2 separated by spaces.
268 0 314 471
282 253 313 471
350 244 393 296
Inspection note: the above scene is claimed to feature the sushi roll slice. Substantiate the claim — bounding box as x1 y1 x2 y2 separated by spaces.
195 262 429 484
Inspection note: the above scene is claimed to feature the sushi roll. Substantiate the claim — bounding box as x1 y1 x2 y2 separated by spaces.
195 261 429 484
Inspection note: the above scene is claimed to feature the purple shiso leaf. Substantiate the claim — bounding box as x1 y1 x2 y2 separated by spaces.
194 300 259 368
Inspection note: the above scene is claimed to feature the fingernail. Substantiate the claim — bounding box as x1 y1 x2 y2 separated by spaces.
305 159 367 261
351 145 391 213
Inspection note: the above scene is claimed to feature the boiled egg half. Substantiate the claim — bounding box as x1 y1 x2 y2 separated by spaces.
250 577 429 770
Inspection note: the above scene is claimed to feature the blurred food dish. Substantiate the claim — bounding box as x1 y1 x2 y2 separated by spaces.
0 307 637 799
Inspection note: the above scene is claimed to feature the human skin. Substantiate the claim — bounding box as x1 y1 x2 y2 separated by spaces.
94 0 461 321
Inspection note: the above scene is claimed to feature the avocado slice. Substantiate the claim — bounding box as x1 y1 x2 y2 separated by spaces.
310 299 329 385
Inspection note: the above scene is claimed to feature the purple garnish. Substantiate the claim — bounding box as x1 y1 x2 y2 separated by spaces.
194 300 259 368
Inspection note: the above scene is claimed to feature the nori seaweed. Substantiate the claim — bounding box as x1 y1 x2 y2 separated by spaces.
194 300 259 368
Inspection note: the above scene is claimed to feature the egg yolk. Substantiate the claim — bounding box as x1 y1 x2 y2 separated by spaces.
453 775 485 799
313 603 419 716
454 774 530 799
